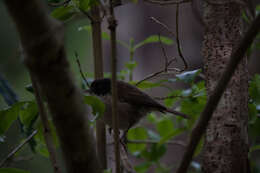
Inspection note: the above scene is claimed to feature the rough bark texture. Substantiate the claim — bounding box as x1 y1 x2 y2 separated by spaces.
4 1 101 172
202 1 249 173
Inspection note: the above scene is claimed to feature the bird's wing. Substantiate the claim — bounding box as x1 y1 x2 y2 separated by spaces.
117 81 165 110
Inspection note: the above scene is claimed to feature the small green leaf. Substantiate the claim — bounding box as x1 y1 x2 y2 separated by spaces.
103 168 112 173
141 144 166 162
19 101 38 128
125 61 137 71
147 113 159 123
157 129 183 146
84 95 105 118
164 90 181 107
0 168 29 173
51 5 75 21
135 162 152 173
0 102 27 135
127 127 148 154
156 117 174 137
249 74 260 104
134 35 173 50
194 137 204 157
250 144 260 153
34 120 59 157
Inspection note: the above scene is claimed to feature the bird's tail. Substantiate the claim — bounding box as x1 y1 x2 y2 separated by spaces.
164 108 189 119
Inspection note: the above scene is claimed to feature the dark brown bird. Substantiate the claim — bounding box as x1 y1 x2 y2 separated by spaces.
89 78 188 131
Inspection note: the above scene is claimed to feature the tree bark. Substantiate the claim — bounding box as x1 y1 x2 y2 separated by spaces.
4 1 101 172
202 1 249 173
90 5 107 170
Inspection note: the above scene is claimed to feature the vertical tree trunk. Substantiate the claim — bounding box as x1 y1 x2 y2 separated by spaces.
202 1 249 173
90 5 107 170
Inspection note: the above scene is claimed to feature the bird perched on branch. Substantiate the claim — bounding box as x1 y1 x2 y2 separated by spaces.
88 78 189 133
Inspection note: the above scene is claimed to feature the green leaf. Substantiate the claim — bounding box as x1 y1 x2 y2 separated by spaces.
0 102 27 135
84 95 105 118
147 113 159 123
164 90 182 108
249 74 260 104
51 5 75 21
250 144 260 153
134 35 173 50
125 61 137 71
170 69 201 84
156 117 174 137
34 120 59 157
135 162 152 173
194 137 204 157
141 144 166 162
157 128 183 146
0 168 29 173
127 127 148 154
103 168 112 173
19 101 38 128
25 84 34 93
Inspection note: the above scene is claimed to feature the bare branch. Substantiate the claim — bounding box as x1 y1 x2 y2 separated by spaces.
0 130 37 167
176 14 260 173
127 139 187 147
30 75 62 173
74 52 91 88
108 0 121 172
175 4 188 71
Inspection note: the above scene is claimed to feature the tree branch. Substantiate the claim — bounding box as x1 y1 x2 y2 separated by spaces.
108 0 121 172
30 75 62 173
3 0 101 172
0 130 37 167
90 5 107 170
176 14 260 173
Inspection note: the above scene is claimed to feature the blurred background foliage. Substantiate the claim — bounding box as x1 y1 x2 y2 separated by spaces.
0 0 260 173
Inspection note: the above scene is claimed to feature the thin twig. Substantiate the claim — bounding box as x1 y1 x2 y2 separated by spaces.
48 0 71 7
175 4 188 71
0 130 37 167
74 52 91 88
108 0 121 172
150 17 176 39
127 139 187 147
30 75 62 173
150 16 188 71
79 8 96 23
176 14 260 173
144 0 190 5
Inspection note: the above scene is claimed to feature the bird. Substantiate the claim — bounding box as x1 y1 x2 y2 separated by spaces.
88 78 188 133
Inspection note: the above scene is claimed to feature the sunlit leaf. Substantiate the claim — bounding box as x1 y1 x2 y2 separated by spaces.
51 5 76 21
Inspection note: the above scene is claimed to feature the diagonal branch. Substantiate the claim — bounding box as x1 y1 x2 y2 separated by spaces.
176 14 260 173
